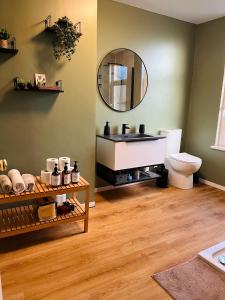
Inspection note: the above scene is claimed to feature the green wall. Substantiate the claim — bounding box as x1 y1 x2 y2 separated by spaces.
2 0 223 193
97 0 195 136
0 0 97 197
96 0 195 187
185 17 225 185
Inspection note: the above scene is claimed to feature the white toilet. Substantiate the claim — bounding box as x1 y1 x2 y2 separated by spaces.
160 129 202 189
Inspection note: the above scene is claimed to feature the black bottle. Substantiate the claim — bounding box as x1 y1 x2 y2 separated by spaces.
51 163 61 187
139 124 145 134
71 161 80 183
62 162 71 185
104 121 110 136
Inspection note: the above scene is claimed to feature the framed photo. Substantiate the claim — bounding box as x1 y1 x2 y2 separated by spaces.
34 73 46 86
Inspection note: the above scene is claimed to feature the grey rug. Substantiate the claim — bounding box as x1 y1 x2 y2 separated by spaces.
153 257 225 300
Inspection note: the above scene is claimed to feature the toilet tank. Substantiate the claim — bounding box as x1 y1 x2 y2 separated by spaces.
160 129 182 155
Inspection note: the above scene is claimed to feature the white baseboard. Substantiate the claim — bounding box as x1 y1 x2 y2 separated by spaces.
199 178 225 192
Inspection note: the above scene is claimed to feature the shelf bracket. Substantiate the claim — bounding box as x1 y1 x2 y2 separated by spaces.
44 15 52 30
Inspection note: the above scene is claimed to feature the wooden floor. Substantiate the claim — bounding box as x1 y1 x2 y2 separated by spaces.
0 182 225 299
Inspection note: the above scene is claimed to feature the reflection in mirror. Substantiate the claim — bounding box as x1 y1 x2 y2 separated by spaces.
97 48 148 112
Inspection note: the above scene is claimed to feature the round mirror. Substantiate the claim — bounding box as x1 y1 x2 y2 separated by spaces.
97 48 148 112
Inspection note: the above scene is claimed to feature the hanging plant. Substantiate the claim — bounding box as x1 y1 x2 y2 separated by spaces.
52 16 82 61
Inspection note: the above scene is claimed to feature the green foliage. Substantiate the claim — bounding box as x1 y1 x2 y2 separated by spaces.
0 28 10 40
52 16 82 61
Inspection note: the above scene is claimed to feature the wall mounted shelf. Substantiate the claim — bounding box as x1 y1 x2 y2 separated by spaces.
96 163 161 186
0 48 18 55
15 86 64 93
44 26 56 33
44 15 81 34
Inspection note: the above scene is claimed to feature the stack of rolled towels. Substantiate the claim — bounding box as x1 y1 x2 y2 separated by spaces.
0 169 35 194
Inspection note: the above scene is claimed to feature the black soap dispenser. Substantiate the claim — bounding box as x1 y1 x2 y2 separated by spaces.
104 121 110 136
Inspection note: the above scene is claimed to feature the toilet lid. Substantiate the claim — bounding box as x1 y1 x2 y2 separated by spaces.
169 152 201 163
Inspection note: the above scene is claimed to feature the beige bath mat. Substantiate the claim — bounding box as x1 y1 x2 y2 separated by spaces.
153 257 225 300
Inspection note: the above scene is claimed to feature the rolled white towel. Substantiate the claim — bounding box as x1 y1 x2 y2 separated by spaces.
8 169 25 194
22 174 35 192
0 175 12 194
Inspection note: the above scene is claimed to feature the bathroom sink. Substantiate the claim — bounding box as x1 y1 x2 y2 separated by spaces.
97 133 166 142
115 133 154 139
98 133 165 142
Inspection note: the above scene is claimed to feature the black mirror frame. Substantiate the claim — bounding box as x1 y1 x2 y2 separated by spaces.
97 48 149 113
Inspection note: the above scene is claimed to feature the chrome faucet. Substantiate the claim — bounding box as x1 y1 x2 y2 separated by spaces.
122 124 130 135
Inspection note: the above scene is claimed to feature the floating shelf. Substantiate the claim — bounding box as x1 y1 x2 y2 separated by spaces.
114 171 161 186
44 26 56 33
96 163 161 186
44 16 81 34
0 48 18 55
15 86 64 93
44 22 81 33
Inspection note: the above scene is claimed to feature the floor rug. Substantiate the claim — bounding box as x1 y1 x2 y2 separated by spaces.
153 257 225 300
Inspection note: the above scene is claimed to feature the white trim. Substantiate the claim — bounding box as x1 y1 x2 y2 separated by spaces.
214 65 225 146
210 145 225 152
200 178 225 192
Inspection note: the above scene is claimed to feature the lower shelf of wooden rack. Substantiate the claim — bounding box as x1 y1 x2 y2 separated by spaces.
0 198 86 238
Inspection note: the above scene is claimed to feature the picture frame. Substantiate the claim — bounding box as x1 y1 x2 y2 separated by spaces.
34 73 46 86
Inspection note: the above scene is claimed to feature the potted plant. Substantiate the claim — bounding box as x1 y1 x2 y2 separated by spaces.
0 28 10 48
52 16 82 61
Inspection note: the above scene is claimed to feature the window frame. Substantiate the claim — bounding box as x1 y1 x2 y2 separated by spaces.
211 66 225 152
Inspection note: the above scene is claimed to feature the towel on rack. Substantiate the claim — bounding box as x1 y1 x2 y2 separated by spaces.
22 174 35 192
0 175 12 194
8 169 25 194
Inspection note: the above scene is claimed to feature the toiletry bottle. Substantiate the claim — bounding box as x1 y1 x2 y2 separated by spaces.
62 162 71 186
51 164 61 187
104 121 110 136
71 161 80 183
139 124 145 134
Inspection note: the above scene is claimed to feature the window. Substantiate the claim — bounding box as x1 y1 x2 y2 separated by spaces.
211 67 225 151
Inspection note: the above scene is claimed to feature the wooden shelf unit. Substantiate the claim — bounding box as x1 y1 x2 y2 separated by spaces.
0 176 90 238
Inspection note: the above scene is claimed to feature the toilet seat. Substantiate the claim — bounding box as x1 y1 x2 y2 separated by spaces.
169 152 201 164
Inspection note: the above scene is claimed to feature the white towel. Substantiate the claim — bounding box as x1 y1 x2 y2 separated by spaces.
22 174 35 192
0 175 12 194
8 169 25 194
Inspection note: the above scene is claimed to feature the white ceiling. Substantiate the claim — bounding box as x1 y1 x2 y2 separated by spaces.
113 0 225 24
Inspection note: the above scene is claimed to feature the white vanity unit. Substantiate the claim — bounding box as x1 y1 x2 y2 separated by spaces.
96 134 166 171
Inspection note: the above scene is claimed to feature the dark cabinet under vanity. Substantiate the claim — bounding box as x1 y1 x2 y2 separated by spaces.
96 162 166 186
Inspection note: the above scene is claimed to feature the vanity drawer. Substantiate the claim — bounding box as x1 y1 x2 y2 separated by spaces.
96 137 166 171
